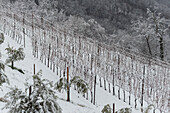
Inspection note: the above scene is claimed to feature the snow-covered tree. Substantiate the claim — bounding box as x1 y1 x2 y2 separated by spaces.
147 8 168 61
54 77 67 93
133 8 169 60
5 45 25 68
70 76 88 95
3 70 62 113
0 33 4 45
0 61 9 86
0 33 8 86
132 18 155 57
55 76 89 95
116 107 132 113
101 104 111 113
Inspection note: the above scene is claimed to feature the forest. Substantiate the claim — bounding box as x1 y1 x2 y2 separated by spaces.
3 0 170 62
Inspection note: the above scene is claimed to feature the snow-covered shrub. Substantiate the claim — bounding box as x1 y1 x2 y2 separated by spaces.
0 33 4 45
70 76 88 94
0 61 9 86
0 33 8 86
5 45 25 68
101 104 111 113
144 104 154 113
54 77 67 92
116 107 132 113
3 87 27 112
3 70 62 113
55 76 88 95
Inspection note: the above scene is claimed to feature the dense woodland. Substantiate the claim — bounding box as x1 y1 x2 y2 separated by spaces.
1 0 170 61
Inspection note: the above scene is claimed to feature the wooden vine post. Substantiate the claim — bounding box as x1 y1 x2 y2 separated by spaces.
33 64 35 83
113 103 115 113
112 68 115 95
141 65 145 107
66 67 70 100
93 75 97 105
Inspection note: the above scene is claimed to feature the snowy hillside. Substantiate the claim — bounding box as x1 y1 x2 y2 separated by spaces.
0 32 145 113
0 4 169 113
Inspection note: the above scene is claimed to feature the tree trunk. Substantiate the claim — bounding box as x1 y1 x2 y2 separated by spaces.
159 36 164 60
145 36 152 57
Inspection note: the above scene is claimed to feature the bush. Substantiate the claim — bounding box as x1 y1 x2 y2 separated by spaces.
54 77 67 92
102 104 111 113
70 76 88 94
6 45 25 68
144 104 154 113
0 61 9 86
0 33 4 45
3 70 62 113
116 107 132 113
55 76 89 95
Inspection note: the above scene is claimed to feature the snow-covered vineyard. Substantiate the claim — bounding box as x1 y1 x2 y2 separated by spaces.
0 5 169 113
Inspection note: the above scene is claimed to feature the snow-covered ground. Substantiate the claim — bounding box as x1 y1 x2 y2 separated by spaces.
0 33 149 113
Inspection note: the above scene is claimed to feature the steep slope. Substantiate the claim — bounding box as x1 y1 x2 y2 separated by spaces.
0 33 144 112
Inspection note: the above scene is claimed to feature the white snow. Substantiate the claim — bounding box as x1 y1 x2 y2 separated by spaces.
0 32 153 113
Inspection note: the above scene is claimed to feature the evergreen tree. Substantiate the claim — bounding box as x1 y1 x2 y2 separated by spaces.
55 76 89 95
70 76 88 95
3 70 62 113
0 33 9 86
101 104 111 113
0 33 4 45
0 61 9 86
54 77 67 92
116 107 132 113
5 45 25 68
144 104 155 113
